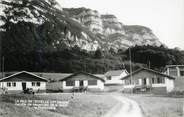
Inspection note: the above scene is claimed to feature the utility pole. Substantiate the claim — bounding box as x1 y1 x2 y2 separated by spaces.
0 33 2 78
129 48 133 93
2 56 4 78
148 60 151 69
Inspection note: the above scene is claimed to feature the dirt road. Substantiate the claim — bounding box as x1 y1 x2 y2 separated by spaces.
103 95 143 117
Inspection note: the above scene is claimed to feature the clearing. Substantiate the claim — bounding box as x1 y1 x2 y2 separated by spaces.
0 93 118 117
124 94 184 117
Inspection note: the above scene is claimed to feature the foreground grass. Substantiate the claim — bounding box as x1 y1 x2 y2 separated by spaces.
124 94 184 117
0 93 118 117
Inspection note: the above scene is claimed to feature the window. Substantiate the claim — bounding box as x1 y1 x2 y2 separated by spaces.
88 80 97 85
107 76 111 80
66 80 74 86
143 78 147 85
169 70 177 76
12 82 16 87
32 82 40 86
125 79 131 85
152 78 157 84
36 82 40 86
157 77 161 83
7 82 11 87
32 82 36 86
180 70 184 76
157 77 165 84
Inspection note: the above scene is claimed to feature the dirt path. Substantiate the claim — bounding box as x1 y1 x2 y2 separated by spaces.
103 95 143 117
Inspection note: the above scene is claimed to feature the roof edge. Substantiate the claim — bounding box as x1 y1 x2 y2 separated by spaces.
0 71 48 82
122 68 175 80
59 71 105 82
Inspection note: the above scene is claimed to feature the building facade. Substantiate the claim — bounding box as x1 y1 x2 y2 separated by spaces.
59 72 105 92
0 71 48 93
165 65 184 91
122 68 175 94
165 65 184 78
104 70 129 85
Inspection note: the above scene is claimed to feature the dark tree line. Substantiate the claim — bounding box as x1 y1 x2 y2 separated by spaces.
124 45 184 70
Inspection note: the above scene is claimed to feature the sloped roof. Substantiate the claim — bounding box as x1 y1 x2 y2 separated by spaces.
0 71 48 82
105 70 128 76
36 73 71 81
59 71 105 82
122 68 175 80
165 65 184 68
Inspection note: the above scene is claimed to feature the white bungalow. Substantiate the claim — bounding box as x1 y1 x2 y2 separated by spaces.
0 71 48 93
59 71 105 92
104 69 129 85
122 68 175 94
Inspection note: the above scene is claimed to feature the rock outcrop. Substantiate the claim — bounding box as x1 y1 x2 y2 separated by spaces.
0 0 165 52
63 7 165 50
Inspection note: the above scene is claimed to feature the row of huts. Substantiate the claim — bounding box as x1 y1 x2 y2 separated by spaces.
0 65 183 94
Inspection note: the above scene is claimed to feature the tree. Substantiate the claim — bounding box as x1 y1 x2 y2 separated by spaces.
94 49 103 59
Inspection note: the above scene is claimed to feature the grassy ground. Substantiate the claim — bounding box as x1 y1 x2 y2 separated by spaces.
0 93 118 117
124 94 184 117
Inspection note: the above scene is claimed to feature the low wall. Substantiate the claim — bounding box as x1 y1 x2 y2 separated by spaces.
174 78 184 91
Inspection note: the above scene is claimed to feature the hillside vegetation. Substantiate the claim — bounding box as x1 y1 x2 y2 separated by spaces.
0 0 184 73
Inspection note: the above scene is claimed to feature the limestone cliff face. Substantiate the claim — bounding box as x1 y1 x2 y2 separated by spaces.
64 8 103 34
124 25 163 47
1 0 165 52
63 7 165 50
101 14 125 35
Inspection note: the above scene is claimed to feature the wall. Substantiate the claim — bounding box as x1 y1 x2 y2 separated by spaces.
105 71 128 85
174 78 184 91
0 81 46 91
165 78 174 92
62 79 104 91
123 70 174 93
105 76 123 84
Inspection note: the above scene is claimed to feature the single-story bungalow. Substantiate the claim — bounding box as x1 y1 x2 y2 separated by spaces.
59 71 105 92
104 69 129 85
122 68 175 94
0 71 48 93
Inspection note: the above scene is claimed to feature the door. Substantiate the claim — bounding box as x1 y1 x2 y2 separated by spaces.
79 81 84 87
143 78 147 85
22 82 26 91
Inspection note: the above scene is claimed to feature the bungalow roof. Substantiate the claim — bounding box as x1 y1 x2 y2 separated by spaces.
105 70 128 76
0 71 48 82
122 68 175 80
59 71 105 82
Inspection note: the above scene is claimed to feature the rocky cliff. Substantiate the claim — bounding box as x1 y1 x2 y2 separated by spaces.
63 7 164 50
0 0 165 52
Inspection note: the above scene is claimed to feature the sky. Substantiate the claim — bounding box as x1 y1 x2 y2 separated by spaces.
57 0 184 50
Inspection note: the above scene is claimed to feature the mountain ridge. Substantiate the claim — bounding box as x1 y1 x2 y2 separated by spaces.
63 7 165 50
0 0 165 52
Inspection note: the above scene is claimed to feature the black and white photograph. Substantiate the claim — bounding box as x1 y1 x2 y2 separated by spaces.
0 0 184 117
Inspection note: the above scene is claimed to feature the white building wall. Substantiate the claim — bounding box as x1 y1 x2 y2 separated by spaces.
84 80 88 87
62 80 104 90
146 78 150 85
62 81 73 89
75 81 79 87
123 77 174 93
138 79 142 85
152 83 166 87
105 76 123 84
105 71 128 85
165 78 174 92
27 82 46 90
0 82 46 91
123 84 135 89
87 80 104 90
